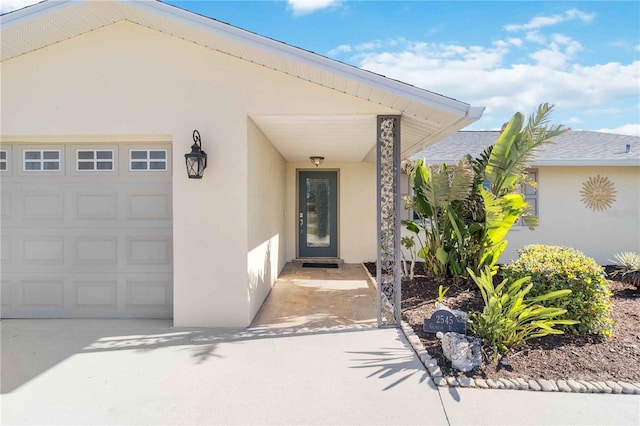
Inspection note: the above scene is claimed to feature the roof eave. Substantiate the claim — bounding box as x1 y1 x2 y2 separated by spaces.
1 0 482 121
531 160 640 167
137 1 479 118
402 106 485 158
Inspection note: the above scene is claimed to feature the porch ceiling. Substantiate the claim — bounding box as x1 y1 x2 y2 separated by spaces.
252 113 470 163
251 115 376 163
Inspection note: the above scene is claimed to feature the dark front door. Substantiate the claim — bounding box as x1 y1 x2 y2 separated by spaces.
298 171 338 258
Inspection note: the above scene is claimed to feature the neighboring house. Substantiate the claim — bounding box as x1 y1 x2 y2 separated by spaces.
0 0 483 326
407 130 640 265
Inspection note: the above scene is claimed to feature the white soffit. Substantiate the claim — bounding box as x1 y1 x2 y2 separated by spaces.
252 115 377 163
1 0 485 158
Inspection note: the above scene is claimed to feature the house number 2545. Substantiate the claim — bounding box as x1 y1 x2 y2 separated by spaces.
436 314 454 325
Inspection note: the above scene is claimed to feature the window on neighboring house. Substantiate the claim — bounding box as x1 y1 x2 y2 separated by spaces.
77 150 114 171
129 150 167 171
24 150 61 171
519 169 538 225
0 150 7 171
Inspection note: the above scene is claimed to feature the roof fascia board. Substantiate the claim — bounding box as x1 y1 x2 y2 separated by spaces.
121 0 478 117
414 159 640 166
531 160 640 167
2 0 484 121
402 115 481 158
0 0 74 26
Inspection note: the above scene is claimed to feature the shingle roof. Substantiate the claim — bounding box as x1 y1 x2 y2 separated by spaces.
415 130 640 166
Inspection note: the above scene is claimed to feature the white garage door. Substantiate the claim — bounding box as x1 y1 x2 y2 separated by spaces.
1 142 173 318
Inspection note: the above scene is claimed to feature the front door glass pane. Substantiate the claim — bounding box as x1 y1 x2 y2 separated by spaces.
306 178 330 248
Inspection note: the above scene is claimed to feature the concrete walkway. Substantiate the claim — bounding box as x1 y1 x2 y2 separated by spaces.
250 262 377 330
2 263 639 425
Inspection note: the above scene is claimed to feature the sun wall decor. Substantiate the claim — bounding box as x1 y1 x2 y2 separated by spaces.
580 174 617 211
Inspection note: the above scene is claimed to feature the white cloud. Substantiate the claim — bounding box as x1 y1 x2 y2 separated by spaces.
596 124 640 136
287 0 340 16
507 38 523 47
0 0 40 13
504 8 594 32
332 8 635 131
351 35 639 129
528 34 583 69
525 31 546 44
327 44 352 56
565 117 584 125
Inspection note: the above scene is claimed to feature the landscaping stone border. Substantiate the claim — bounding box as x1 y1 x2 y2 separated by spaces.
361 263 640 395
400 319 640 394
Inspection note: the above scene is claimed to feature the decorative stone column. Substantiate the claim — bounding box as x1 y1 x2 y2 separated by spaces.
376 115 401 327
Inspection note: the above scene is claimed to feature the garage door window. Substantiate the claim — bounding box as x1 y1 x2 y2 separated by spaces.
0 150 7 171
24 150 60 171
130 150 167 171
77 150 114 171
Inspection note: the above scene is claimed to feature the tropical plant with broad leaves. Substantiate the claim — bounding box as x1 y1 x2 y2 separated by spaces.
403 157 475 280
403 103 567 280
468 266 578 362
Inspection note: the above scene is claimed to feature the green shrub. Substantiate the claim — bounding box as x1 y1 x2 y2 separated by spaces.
468 267 576 361
502 245 613 337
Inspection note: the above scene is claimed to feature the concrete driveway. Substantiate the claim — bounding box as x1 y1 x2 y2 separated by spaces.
2 319 639 425
1 320 445 425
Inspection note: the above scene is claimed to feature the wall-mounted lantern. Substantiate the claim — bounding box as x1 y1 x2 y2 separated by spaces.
309 156 324 167
185 130 208 179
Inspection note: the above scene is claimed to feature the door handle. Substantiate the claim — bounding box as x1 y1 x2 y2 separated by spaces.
299 217 304 233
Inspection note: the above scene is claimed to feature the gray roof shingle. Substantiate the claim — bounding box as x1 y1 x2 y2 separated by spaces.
415 130 640 166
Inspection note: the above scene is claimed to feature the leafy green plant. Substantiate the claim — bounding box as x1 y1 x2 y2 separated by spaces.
437 284 449 303
484 103 566 197
502 245 614 337
468 266 577 362
474 103 565 271
403 103 567 281
403 158 475 281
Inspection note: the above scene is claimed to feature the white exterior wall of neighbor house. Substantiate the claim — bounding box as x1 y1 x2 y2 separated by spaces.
285 162 377 263
247 119 287 323
503 166 640 265
2 21 398 326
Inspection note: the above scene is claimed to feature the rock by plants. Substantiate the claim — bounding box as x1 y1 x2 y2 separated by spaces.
437 331 482 372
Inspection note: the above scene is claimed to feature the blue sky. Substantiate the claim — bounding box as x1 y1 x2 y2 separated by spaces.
3 0 639 134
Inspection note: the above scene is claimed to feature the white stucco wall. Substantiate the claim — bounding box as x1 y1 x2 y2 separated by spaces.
285 162 377 263
2 21 390 326
503 166 640 264
247 119 287 323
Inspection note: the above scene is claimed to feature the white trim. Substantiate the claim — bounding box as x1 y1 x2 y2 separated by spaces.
0 135 171 144
135 0 475 117
417 158 640 167
530 160 640 167
1 0 483 121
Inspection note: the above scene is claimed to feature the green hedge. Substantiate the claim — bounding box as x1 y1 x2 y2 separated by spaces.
501 245 613 337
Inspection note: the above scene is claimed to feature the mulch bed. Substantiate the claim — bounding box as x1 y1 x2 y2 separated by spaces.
365 263 640 383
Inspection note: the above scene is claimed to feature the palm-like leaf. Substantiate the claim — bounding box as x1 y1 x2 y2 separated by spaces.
417 159 474 211
449 157 475 203
486 103 567 196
